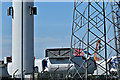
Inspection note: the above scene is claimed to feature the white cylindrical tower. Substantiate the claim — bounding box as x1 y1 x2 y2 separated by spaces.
12 0 34 77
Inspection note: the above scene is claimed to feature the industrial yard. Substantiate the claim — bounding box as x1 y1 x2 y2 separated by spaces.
0 0 120 80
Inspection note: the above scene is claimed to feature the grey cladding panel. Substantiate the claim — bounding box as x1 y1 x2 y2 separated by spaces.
45 48 71 57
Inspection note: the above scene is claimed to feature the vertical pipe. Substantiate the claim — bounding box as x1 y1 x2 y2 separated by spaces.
21 0 23 80
118 1 120 55
117 1 120 78
103 1 107 80
85 1 90 80
96 13 98 76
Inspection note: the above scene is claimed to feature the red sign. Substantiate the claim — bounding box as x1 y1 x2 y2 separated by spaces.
74 49 84 56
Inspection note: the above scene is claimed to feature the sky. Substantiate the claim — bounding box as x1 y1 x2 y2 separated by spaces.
0 2 74 59
0 1 119 60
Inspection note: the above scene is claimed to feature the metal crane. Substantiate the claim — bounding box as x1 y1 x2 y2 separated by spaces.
94 40 101 61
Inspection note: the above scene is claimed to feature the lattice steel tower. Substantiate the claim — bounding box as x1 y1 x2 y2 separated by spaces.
71 0 120 79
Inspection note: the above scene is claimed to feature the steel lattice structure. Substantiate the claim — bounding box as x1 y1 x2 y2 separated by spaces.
71 0 120 79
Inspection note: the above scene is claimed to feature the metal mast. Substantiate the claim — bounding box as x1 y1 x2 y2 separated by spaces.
71 0 120 79
117 1 120 78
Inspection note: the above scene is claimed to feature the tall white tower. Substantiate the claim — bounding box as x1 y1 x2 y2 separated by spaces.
8 0 37 78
